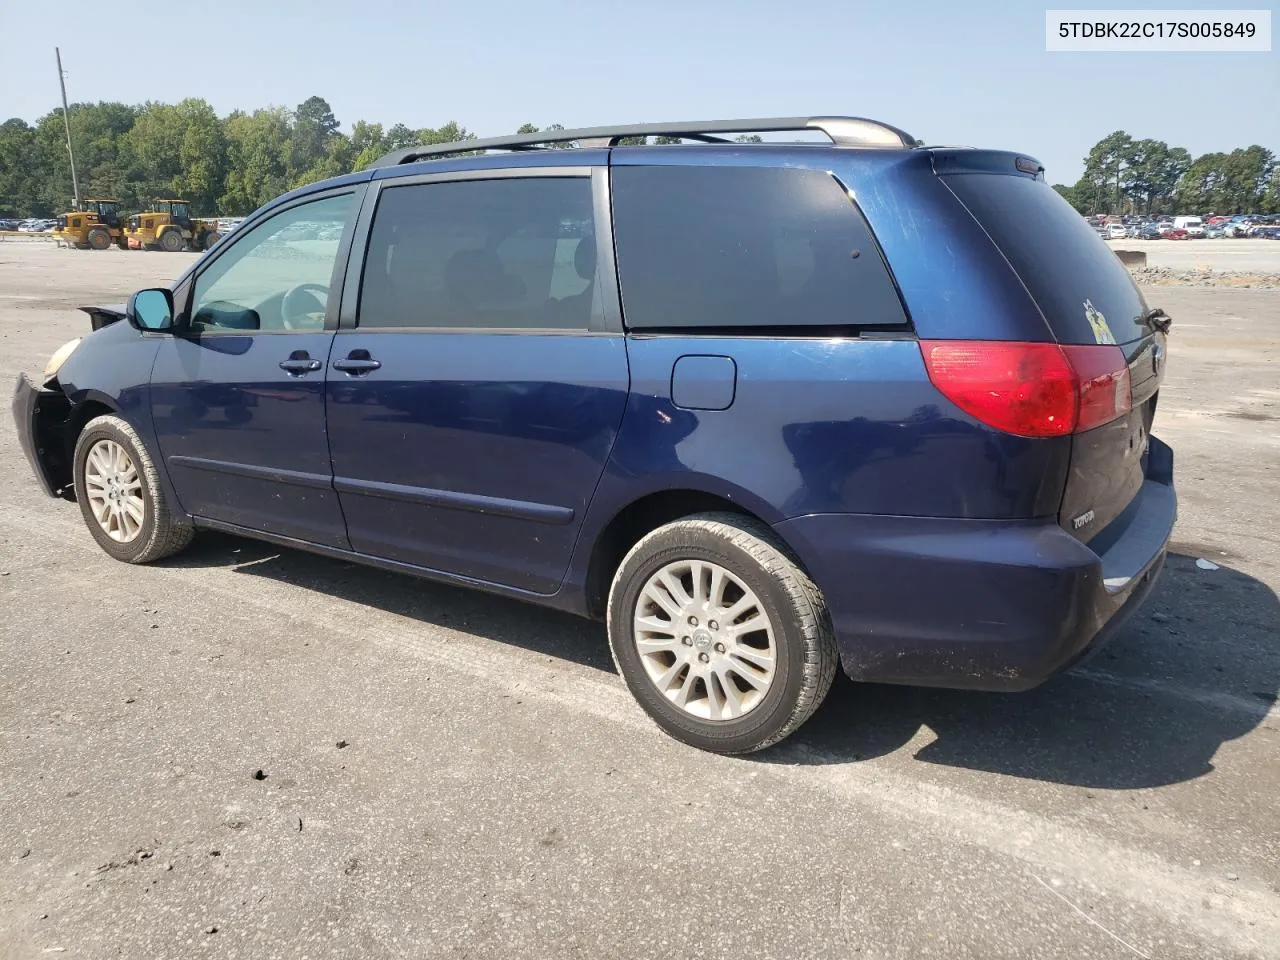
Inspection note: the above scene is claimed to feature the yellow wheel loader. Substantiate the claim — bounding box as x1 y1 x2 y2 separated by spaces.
124 199 222 252
51 199 127 250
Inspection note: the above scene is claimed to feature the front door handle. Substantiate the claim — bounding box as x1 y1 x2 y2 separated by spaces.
279 352 322 375
332 349 382 375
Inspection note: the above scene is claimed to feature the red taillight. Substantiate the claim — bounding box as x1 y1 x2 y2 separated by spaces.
919 340 1131 438
1061 343 1133 432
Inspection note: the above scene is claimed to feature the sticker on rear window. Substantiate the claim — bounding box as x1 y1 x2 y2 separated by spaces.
1084 299 1117 345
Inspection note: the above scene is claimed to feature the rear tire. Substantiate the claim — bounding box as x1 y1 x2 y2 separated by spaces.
86 227 110 250
606 512 838 754
73 415 194 564
159 229 185 253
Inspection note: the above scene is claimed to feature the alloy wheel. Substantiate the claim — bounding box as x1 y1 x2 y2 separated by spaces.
632 559 777 721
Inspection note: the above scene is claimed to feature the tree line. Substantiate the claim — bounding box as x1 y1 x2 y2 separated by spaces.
1053 130 1279 216
2 97 1274 218
0 96 481 218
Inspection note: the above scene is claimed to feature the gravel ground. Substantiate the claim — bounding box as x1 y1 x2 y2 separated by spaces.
1127 267 1280 289
1 245 1278 959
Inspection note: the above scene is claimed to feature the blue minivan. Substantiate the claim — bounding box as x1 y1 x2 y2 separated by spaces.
14 117 1176 753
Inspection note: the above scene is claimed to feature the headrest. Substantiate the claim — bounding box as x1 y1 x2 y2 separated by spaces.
575 236 596 281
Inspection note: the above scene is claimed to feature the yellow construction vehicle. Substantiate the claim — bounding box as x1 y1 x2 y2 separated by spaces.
51 198 127 250
124 199 222 252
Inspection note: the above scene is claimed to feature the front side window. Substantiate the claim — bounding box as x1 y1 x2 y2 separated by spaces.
190 193 353 333
611 165 908 330
358 177 597 331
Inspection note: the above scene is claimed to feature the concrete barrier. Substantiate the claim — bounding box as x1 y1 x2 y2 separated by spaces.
1113 249 1148 267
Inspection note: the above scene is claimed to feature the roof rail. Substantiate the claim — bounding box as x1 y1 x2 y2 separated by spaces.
372 116 917 167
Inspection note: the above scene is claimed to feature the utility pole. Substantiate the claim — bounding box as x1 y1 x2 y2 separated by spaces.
56 47 80 207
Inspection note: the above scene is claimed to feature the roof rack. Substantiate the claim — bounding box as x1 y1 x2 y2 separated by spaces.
372 116 917 167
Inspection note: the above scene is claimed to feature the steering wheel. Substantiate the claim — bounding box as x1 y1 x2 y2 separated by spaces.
281 283 329 330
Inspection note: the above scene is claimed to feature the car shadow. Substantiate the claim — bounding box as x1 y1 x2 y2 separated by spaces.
165 540 1277 789
775 553 1280 788
163 532 616 673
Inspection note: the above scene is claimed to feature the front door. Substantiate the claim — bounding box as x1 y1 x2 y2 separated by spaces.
150 189 360 548
325 171 629 594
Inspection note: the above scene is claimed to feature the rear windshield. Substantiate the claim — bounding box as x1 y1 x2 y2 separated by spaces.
942 174 1149 345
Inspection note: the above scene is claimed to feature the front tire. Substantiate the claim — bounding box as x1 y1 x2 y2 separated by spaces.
86 227 111 250
607 513 837 754
202 231 220 251
73 415 194 563
159 229 185 252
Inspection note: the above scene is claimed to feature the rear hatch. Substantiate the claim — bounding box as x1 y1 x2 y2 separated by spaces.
940 169 1167 543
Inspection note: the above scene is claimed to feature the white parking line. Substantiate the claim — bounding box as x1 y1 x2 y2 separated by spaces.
1070 668 1280 720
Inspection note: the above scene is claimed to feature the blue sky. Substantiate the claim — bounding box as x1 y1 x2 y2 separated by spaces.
3 0 1276 183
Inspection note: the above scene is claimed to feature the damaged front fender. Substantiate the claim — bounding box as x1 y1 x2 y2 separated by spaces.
78 303 128 332
12 374 75 499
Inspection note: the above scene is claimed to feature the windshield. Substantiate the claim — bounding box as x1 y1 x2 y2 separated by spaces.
943 173 1150 346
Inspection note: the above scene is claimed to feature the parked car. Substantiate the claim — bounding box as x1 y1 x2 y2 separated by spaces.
1172 216 1204 238
1106 223 1128 240
1203 225 1224 239
13 116 1176 754
1164 228 1190 240
1138 223 1163 240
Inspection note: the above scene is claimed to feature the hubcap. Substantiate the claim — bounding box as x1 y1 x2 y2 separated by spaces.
83 439 144 543
633 559 777 721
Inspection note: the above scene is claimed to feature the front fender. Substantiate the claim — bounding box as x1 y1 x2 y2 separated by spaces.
44 324 186 514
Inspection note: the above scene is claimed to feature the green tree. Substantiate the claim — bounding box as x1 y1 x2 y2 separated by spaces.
1215 145 1274 212
121 98 225 211
384 123 420 152
1263 167 1280 213
32 102 139 211
1082 130 1135 214
1052 181 1085 213
219 108 291 214
1177 152 1227 211
1128 141 1191 214
290 96 340 184
0 119 46 216
350 121 390 171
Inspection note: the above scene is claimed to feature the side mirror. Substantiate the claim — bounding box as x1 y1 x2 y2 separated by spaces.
127 288 174 332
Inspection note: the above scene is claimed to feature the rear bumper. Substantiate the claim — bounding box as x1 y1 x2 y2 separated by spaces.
12 374 73 497
774 437 1176 691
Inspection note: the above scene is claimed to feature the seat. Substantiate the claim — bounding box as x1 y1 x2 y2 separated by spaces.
545 236 596 328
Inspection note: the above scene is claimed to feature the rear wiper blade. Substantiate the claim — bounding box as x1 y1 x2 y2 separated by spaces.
1140 307 1172 333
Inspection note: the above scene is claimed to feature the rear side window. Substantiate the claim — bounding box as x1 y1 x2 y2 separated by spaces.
943 174 1149 345
611 166 907 331
358 177 598 331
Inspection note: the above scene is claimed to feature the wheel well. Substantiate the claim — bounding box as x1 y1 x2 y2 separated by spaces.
584 490 758 620
70 400 115 437
65 400 116 467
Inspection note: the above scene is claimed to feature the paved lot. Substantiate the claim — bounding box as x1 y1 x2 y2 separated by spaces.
1 244 1278 959
1105 238 1280 273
